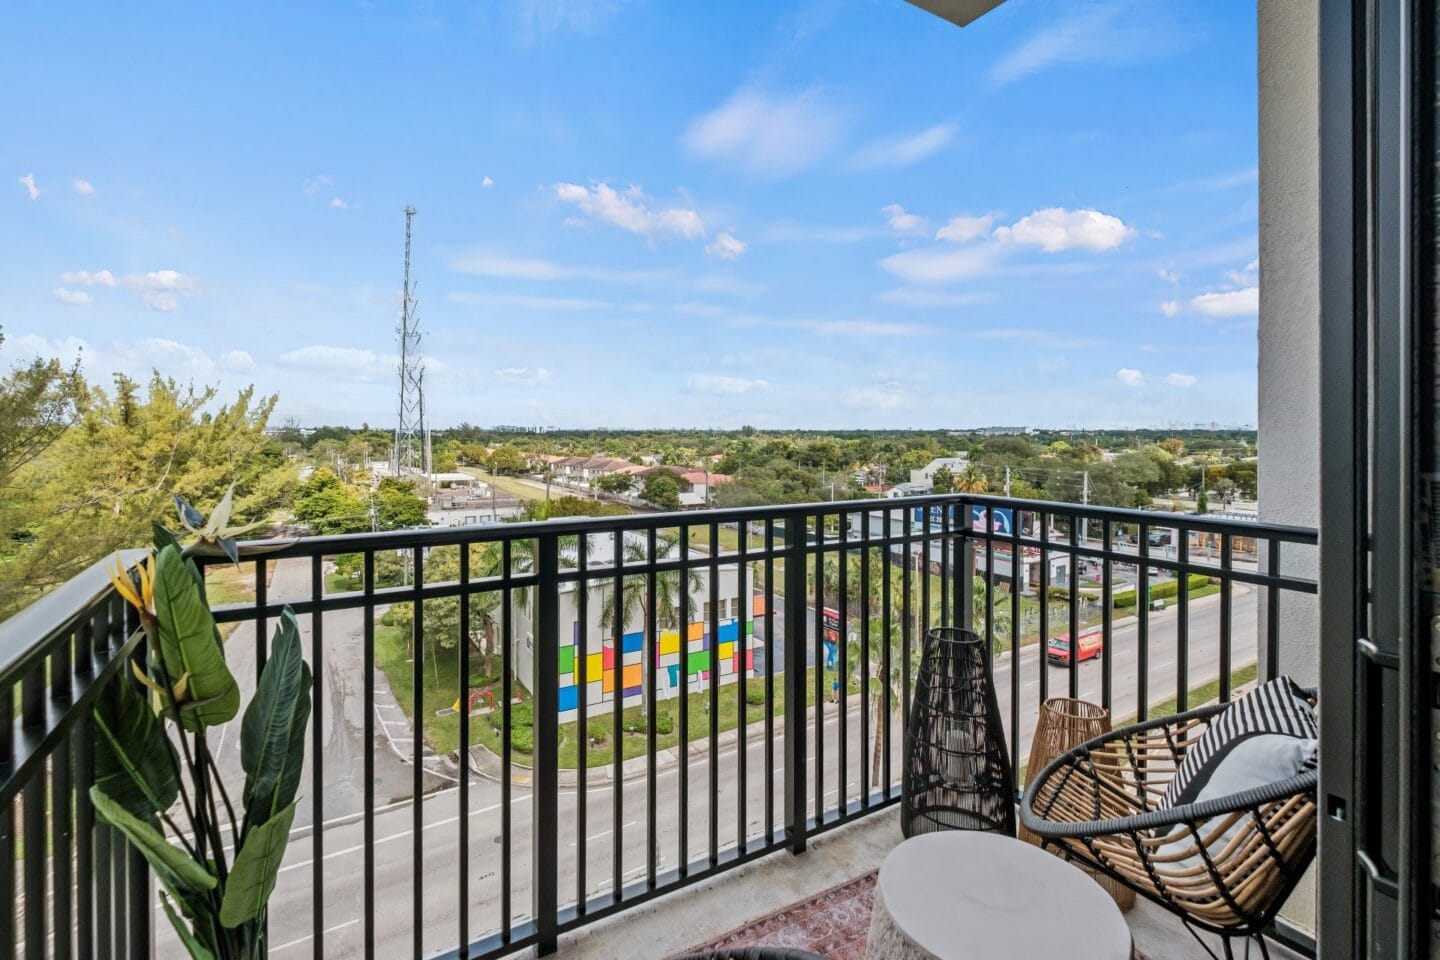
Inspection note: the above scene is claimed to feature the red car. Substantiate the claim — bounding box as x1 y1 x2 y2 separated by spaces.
1047 626 1104 663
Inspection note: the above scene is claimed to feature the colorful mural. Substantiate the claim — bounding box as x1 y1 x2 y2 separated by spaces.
556 595 765 715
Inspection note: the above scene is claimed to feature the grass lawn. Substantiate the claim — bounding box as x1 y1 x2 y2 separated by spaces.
373 620 858 768
458 467 547 502
204 561 273 638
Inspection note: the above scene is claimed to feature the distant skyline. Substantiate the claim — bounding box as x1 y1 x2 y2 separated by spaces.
1 1 1260 429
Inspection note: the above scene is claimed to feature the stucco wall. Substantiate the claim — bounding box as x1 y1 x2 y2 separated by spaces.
1256 0 1319 935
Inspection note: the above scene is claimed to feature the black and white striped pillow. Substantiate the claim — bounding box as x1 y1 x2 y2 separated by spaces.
1161 676 1317 809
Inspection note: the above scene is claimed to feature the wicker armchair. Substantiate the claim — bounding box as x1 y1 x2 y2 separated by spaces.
1019 697 1317 959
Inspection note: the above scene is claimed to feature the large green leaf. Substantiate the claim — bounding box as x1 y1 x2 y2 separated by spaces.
240 608 312 827
219 801 296 928
92 669 179 820
159 890 217 960
89 786 217 894
152 544 239 730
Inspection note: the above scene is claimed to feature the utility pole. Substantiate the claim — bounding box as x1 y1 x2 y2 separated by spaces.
393 206 428 479
1080 470 1090 545
1003 465 1012 497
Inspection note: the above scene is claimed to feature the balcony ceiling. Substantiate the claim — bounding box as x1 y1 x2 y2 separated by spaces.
904 0 1007 28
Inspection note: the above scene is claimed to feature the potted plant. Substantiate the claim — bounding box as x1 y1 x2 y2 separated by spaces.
94 489 311 959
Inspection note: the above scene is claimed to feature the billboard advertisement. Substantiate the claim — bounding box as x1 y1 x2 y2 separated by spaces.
909 504 1015 536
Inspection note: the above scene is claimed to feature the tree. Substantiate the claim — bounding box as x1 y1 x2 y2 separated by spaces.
1225 460 1258 499
596 534 703 637
595 471 635 495
641 471 681 511
4 372 292 617
955 465 990 493
1158 437 1186 457
374 476 428 530
931 466 955 494
487 445 526 474
293 468 370 535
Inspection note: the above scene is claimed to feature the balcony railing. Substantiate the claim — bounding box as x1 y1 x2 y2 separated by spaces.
0 494 1318 959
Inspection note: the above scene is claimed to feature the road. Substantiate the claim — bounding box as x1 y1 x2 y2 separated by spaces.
158 581 1258 957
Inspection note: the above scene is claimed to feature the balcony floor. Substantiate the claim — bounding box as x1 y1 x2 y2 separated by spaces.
532 808 1306 960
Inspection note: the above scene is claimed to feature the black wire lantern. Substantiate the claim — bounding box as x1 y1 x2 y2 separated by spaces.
901 627 1016 837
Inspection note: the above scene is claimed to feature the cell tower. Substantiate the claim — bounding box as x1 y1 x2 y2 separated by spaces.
393 206 430 478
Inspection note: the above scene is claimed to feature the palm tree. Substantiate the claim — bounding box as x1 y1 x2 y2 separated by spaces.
847 615 922 786
956 465 990 493
595 533 703 636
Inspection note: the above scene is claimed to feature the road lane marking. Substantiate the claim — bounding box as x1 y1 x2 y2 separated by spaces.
270 917 361 952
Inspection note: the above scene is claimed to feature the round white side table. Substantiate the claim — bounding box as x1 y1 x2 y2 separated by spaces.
865 831 1132 960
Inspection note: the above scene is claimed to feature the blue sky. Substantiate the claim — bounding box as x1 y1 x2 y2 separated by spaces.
1 0 1261 429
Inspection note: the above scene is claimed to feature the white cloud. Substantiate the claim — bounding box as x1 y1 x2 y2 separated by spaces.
449 292 653 312
992 208 1135 252
123 270 197 312
846 383 908 410
687 373 768 395
221 350 256 372
277 345 390 381
882 204 929 235
1225 258 1260 286
761 221 876 243
446 251 665 284
788 319 932 338
1190 286 1258 316
936 214 994 243
493 366 553 385
60 269 116 287
683 87 843 179
987 3 1187 88
72 179 94 195
52 287 92 305
554 182 704 239
874 287 990 308
1115 368 1146 387
18 174 39 201
879 243 1002 285
304 175 332 195
1166 372 1198 387
1160 300 1180 317
482 176 494 188
851 123 956 169
1157 267 1181 284
330 198 349 210
112 338 216 378
705 232 747 260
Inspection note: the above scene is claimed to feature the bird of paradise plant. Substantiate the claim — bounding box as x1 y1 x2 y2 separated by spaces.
94 488 310 959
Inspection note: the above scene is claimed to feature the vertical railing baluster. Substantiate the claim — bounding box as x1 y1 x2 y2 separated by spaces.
22 661 46 959
1220 535 1234 702
885 507 897 799
533 533 560 955
837 513 848 818
764 518 776 841
457 544 471 957
782 514 807 853
411 546 425 960
984 510 995 651
899 506 910 765
310 553 325 959
645 528 658 888
677 524 690 875
812 514 824 825
611 529 624 897
575 536 588 913
1137 522 1151 723
1068 517 1080 701
126 842 148 959
940 505 951 629
1176 529 1190 711
362 550 376 959
1038 510 1050 705
1009 509 1022 782
1101 519 1114 713
707 520 720 864
860 511 871 806
736 522 749 850
500 540 513 942
1266 539 1281 679
0 778 13 959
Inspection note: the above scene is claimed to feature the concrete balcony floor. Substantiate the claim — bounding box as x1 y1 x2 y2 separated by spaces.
528 808 1306 960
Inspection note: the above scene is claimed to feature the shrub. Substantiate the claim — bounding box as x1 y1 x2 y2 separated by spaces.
1046 586 1070 601
587 719 609 743
745 685 765 706
653 709 675 735
490 700 533 730
510 724 534 754
1113 573 1211 609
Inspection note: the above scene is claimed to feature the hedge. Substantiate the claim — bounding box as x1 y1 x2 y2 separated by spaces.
1113 573 1212 609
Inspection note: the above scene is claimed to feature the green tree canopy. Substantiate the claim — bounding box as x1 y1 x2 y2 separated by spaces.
641 471 681 511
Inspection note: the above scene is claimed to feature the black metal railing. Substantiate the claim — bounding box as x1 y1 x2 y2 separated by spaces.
0 494 1318 959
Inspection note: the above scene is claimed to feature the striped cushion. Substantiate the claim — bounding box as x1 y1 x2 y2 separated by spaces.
1161 677 1317 809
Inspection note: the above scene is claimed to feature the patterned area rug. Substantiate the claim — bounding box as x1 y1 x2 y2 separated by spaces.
676 870 1151 960
677 871 879 960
